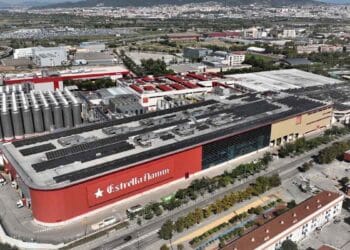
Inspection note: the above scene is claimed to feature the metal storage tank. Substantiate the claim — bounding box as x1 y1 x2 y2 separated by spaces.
65 89 82 126
30 92 44 133
11 92 24 139
0 116 3 140
21 92 34 136
58 91 73 128
49 92 63 129
1 93 13 140
40 92 53 131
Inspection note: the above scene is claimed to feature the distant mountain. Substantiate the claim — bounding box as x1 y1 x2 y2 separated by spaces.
38 0 323 9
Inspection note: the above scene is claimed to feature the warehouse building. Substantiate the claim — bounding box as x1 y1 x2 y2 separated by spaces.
1 93 332 223
226 69 343 92
222 191 344 250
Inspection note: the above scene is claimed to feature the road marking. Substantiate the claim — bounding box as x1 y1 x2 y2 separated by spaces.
112 229 159 250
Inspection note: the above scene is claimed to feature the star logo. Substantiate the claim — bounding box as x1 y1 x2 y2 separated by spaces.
94 188 104 199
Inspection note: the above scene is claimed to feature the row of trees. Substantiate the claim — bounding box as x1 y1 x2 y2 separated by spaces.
131 153 274 224
63 78 115 91
316 140 350 164
191 199 279 246
141 59 174 76
165 153 273 211
119 50 144 76
278 127 350 158
158 174 281 241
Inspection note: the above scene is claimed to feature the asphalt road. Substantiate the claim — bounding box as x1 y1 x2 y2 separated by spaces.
93 151 313 250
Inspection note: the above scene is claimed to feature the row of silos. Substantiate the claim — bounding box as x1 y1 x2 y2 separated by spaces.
0 83 33 94
0 88 83 141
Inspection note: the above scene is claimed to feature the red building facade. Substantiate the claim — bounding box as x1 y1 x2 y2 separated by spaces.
4 146 202 223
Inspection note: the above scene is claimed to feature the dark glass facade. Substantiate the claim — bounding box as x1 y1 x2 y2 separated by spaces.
202 125 271 169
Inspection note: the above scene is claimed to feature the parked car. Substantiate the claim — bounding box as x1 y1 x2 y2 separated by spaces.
0 174 6 186
124 235 132 241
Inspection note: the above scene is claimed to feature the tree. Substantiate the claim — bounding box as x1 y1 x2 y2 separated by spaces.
0 243 18 250
281 240 298 250
160 244 170 250
174 217 185 233
159 220 174 240
177 243 184 250
340 177 349 186
287 200 297 209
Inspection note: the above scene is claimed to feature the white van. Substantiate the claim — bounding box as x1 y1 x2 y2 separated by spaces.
91 216 119 230
0 174 6 186
16 200 24 208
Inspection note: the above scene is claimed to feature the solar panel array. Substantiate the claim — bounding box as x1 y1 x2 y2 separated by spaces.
160 134 175 141
46 136 120 160
20 143 56 156
33 141 134 172
13 100 218 148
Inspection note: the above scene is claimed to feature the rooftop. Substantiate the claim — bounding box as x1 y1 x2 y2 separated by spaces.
2 93 329 190
223 191 343 250
226 69 343 92
287 83 350 111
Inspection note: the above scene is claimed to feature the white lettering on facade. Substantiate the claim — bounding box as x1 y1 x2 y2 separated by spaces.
93 168 170 199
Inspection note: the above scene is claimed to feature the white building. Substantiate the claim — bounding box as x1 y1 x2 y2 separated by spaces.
227 52 246 66
283 29 297 38
33 47 67 67
13 48 34 59
225 191 344 250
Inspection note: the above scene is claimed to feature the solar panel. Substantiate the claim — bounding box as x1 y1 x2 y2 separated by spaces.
33 141 134 172
20 143 56 156
197 124 210 131
13 99 218 148
46 136 120 160
160 134 175 141
53 123 272 183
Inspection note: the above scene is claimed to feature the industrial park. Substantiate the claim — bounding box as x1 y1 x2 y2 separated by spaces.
0 0 349 250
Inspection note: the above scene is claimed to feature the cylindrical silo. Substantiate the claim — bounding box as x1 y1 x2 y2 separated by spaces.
0 115 3 141
65 88 82 126
11 92 24 139
21 92 34 137
1 93 13 140
39 91 53 131
72 103 82 126
58 91 73 128
63 103 73 128
49 92 63 129
30 92 44 133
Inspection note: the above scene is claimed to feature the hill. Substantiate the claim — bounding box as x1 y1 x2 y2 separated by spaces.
39 0 322 9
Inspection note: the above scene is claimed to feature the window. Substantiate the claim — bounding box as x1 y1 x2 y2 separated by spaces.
202 125 271 168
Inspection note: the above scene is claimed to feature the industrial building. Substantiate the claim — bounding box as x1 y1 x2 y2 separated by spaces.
183 47 213 60
33 47 67 67
2 66 129 91
13 46 68 67
222 191 344 250
124 73 226 111
1 92 332 223
202 51 246 68
226 69 343 92
0 87 83 141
